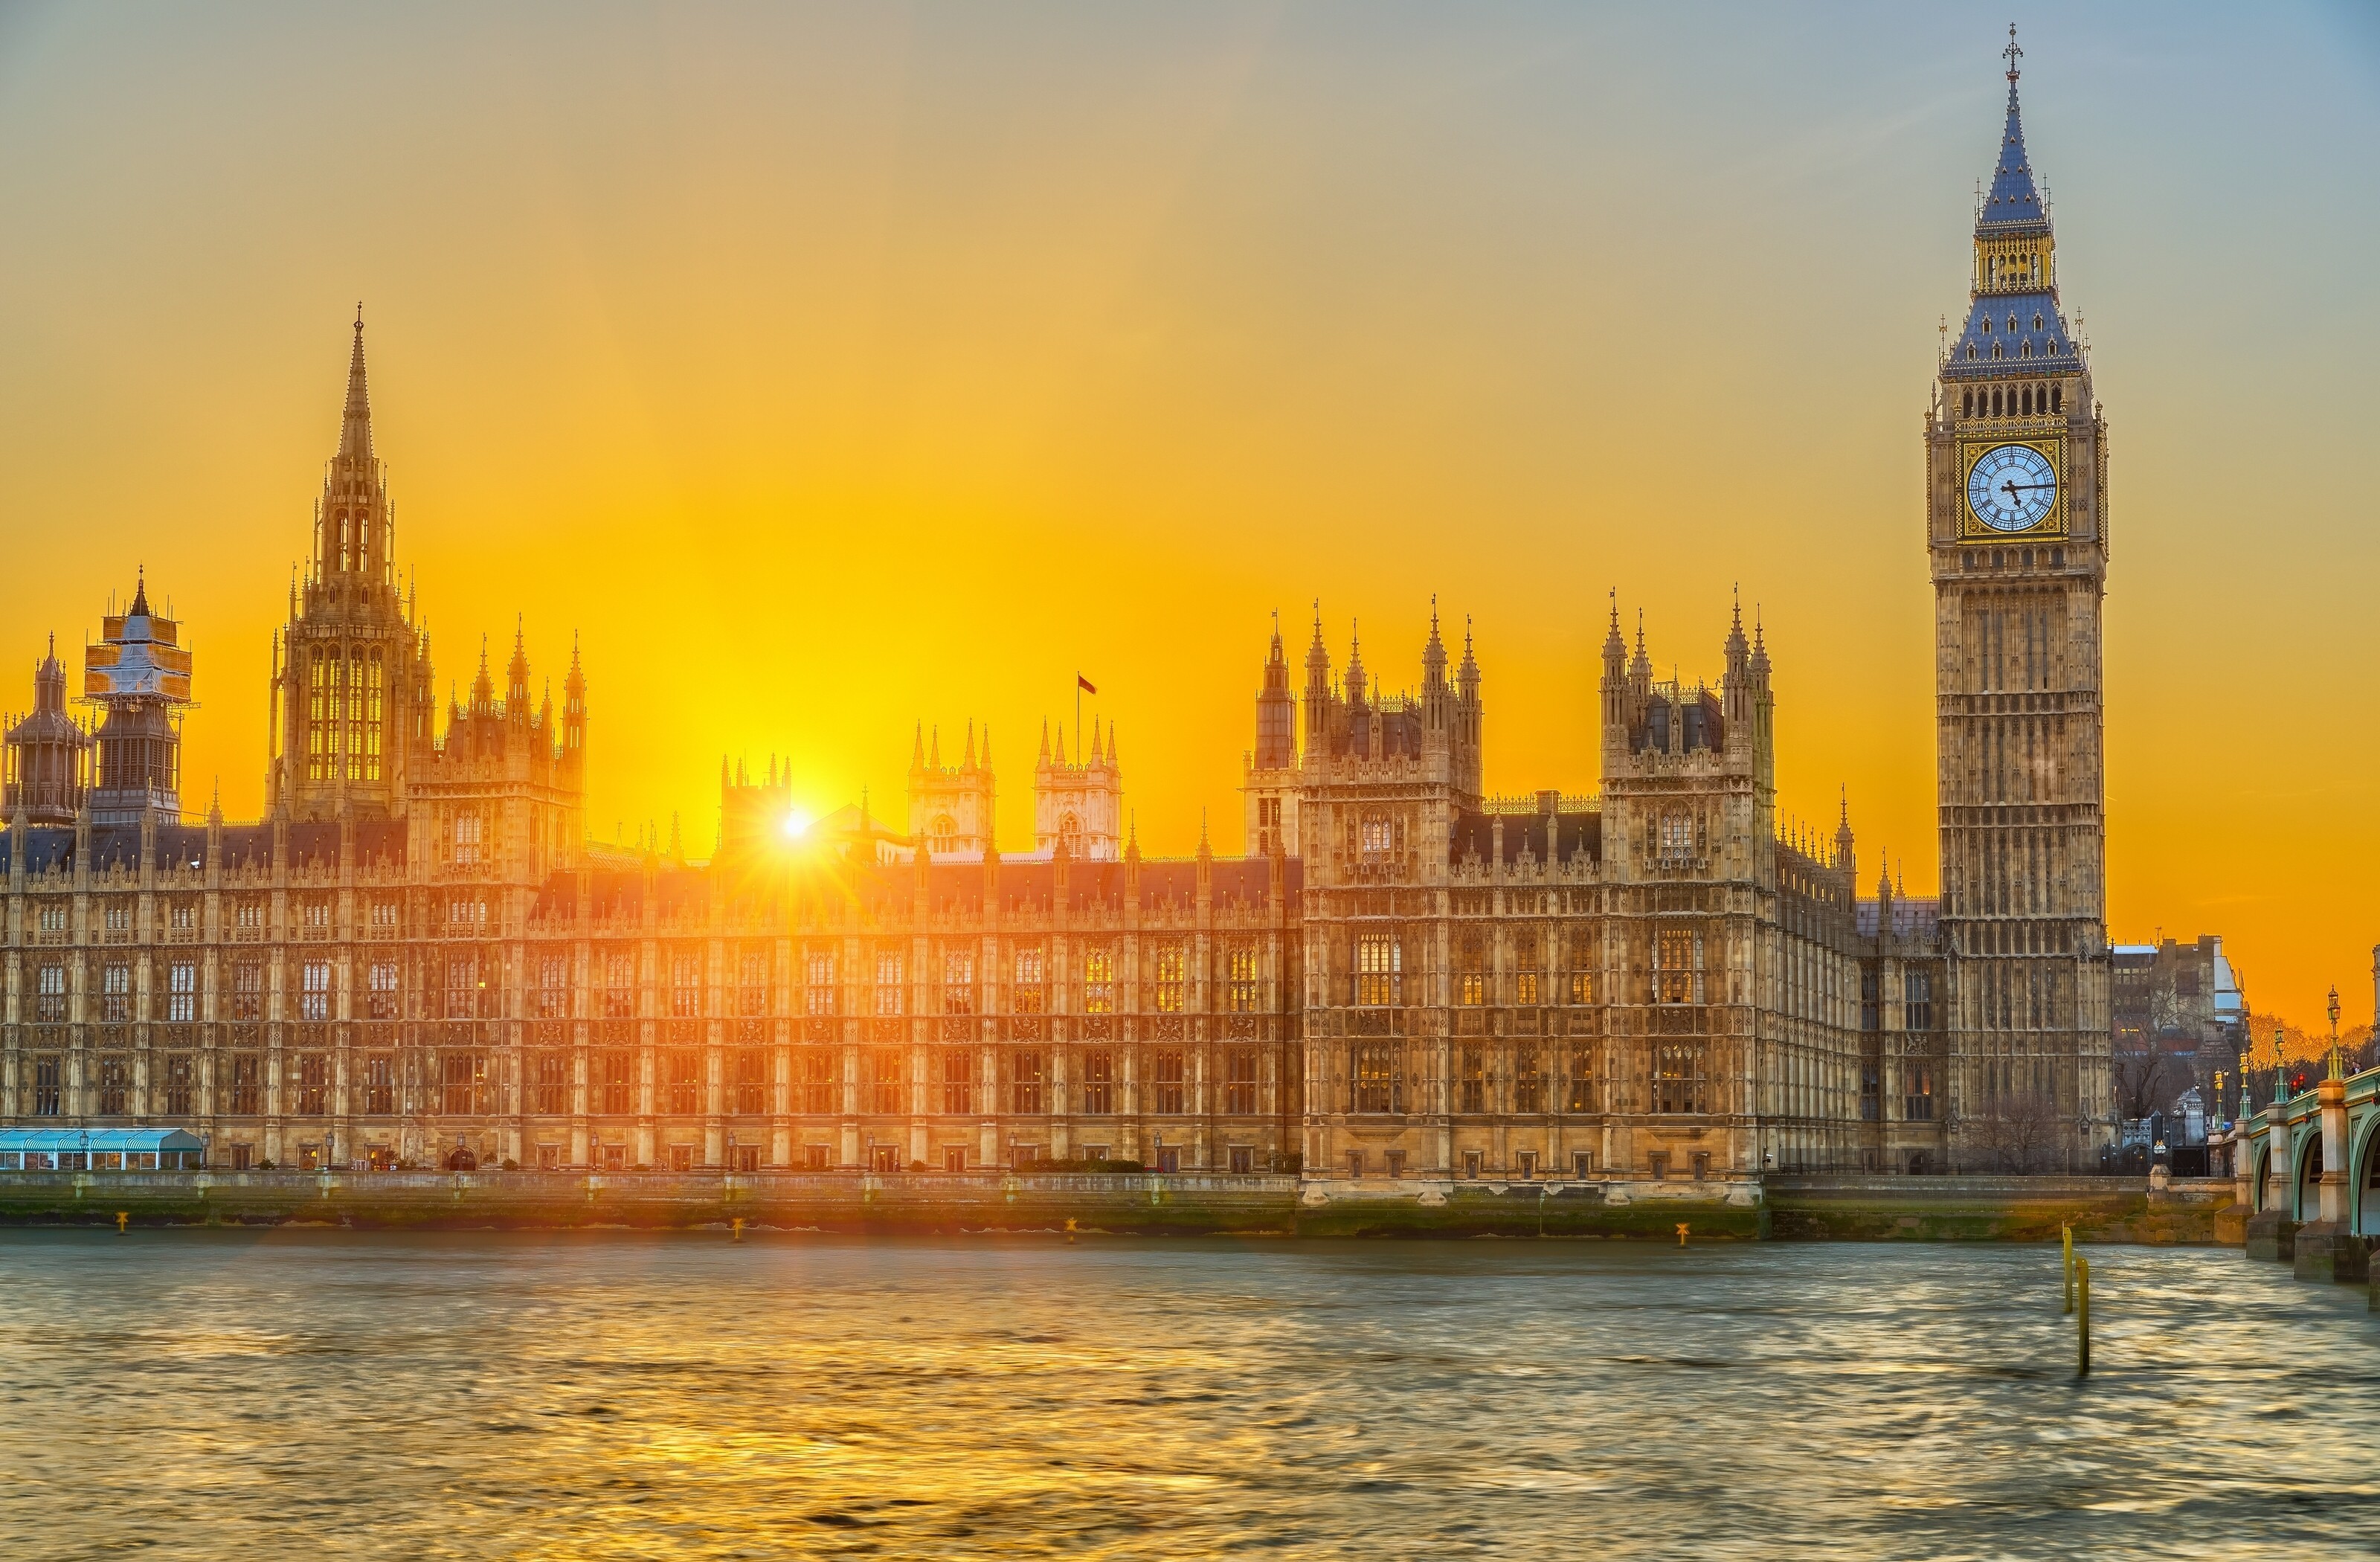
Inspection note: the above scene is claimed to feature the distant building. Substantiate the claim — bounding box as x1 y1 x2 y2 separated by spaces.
2110 936 2245 1134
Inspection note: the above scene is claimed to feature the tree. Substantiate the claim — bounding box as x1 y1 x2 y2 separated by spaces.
2111 1035 2191 1125
1969 1091 2062 1174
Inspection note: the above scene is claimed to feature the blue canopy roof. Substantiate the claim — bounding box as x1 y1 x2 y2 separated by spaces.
1978 80 2048 234
1944 289 2081 382
0 1128 206 1153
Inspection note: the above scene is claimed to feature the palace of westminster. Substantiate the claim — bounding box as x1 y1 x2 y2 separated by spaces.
0 57 2114 1181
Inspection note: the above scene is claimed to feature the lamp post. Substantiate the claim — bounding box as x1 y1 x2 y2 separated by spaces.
2328 986 2344 1081
2273 1025 2288 1100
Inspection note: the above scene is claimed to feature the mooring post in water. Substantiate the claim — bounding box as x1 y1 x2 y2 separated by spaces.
115 1210 128 1234
1065 1217 1078 1244
2062 1224 2074 1314
731 1217 744 1243
2076 1255 2091 1378
1676 1222 1689 1247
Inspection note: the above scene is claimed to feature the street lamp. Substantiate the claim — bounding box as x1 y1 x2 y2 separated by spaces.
2273 1025 2288 1099
2328 986 2344 1081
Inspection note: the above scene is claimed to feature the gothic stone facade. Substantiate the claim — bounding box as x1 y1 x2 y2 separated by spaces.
0 56 2114 1178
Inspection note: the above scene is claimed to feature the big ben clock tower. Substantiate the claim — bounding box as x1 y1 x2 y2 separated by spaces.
1926 31 2112 1168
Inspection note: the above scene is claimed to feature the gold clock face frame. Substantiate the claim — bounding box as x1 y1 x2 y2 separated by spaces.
1958 433 2068 540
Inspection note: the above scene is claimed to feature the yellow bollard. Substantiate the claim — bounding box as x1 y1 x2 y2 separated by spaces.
1065 1217 1078 1244
2062 1224 2074 1315
730 1217 744 1243
2076 1255 2091 1378
1676 1222 1690 1247
115 1210 129 1234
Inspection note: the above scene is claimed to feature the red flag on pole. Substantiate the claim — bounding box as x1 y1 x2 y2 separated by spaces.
1076 673 1097 695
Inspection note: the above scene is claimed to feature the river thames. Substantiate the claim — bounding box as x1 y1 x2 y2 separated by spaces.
0 1232 2370 1558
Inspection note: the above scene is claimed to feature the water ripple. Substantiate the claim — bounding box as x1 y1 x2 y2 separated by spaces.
0 1232 2372 1558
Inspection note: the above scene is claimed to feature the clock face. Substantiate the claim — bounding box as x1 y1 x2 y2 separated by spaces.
1966 443 2057 533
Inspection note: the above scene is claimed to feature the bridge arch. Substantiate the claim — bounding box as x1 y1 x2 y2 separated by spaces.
2352 1112 2380 1235
2292 1126 2326 1223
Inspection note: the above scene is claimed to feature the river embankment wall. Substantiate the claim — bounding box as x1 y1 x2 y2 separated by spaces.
0 1171 2239 1241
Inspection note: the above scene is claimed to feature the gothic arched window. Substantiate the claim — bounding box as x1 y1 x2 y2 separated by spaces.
1961 389 1974 417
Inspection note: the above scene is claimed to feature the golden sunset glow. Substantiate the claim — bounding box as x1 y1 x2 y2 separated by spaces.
2 6 2376 1027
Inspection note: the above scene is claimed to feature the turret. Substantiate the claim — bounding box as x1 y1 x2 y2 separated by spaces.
1302 603 1333 759
505 620 531 722
562 634 587 768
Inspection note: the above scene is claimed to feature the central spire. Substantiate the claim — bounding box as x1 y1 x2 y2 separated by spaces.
1978 26 2046 234
340 303 374 463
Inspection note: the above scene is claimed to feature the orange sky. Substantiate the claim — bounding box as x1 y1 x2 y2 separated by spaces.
1 5 2376 1026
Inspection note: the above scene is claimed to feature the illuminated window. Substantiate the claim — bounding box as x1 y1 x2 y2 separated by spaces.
1904 1064 1935 1122
1566 1046 1595 1113
1355 933 1400 1007
1655 928 1699 1004
344 653 366 781
1456 933 1484 1006
1458 1045 1486 1114
1513 1046 1543 1113
364 649 384 782
1513 930 1540 1006
1226 945 1259 1013
1012 945 1045 1014
307 652 329 780
1351 1044 1400 1114
1081 948 1114 1015
1151 942 1185 1013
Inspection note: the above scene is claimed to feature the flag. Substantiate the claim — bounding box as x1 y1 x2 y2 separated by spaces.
1076 673 1097 695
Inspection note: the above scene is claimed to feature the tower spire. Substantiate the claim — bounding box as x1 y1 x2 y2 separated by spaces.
340 304 374 463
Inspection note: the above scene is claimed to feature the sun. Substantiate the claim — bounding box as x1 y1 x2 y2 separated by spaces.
780 809 813 841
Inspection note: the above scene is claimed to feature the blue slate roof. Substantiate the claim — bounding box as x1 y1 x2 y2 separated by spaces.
1978 80 2048 233
1945 290 2080 382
